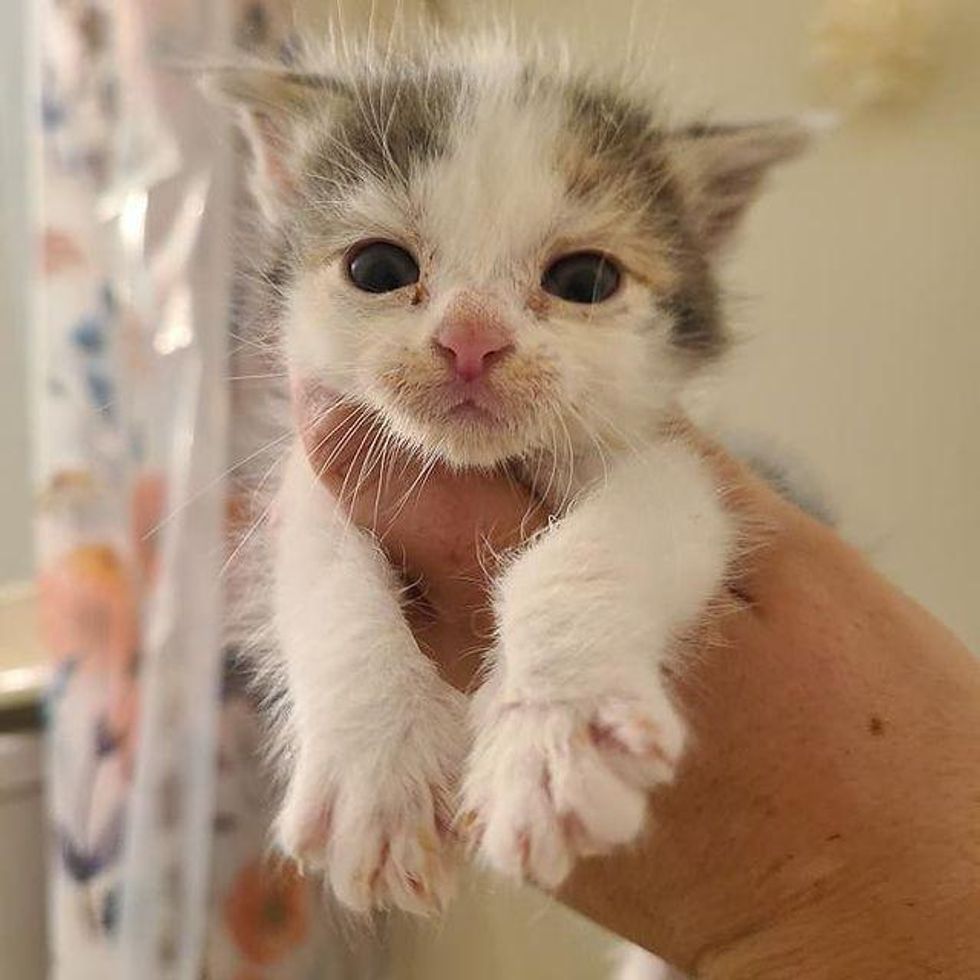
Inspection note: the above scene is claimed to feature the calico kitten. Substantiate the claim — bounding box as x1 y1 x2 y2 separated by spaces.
215 34 806 917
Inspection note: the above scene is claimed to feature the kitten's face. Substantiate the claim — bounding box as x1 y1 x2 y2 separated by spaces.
221 42 804 467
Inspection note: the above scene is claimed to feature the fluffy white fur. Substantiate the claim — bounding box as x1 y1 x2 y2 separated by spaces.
616 946 686 980
217 35 804 939
464 442 730 885
273 448 466 912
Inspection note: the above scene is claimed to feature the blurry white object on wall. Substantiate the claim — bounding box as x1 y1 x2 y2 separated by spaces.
811 0 953 109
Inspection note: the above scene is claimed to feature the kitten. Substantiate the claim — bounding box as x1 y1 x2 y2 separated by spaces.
215 33 806 920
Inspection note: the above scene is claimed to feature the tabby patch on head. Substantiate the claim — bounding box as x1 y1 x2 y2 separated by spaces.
211 35 807 468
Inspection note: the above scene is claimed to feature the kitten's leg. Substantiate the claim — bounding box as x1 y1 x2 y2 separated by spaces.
273 447 466 914
464 442 733 887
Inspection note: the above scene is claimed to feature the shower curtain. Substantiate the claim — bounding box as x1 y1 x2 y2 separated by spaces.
35 1 382 976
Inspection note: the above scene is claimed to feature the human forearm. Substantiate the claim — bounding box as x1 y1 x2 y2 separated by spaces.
560 511 980 978
300 401 980 976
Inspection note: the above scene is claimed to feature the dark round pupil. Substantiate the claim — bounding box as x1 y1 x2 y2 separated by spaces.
347 242 419 293
542 252 619 304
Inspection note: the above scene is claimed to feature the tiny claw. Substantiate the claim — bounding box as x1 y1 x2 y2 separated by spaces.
589 714 675 767
558 810 592 852
516 830 531 873
540 765 553 803
629 717 676 763
588 719 621 752
456 809 481 843
434 805 454 842
644 739 674 767
405 872 429 900
367 839 391 894
461 818 485 856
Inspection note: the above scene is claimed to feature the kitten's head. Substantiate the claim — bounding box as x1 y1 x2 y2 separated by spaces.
215 37 806 467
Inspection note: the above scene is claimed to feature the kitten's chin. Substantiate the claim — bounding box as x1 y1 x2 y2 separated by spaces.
388 410 541 470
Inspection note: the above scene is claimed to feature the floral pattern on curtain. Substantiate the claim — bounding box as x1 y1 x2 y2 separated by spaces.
35 1 383 976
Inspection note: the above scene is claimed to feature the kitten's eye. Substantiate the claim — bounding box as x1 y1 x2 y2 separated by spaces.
345 241 420 294
542 252 621 304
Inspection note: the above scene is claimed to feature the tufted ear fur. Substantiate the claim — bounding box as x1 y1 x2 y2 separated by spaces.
667 121 810 253
205 67 351 222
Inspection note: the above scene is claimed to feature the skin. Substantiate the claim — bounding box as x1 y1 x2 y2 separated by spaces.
298 397 980 979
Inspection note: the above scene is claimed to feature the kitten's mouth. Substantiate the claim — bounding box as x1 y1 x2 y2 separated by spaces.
377 357 558 466
446 397 500 424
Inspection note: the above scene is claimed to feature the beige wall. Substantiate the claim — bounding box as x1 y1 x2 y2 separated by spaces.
388 1 980 977
0 0 34 584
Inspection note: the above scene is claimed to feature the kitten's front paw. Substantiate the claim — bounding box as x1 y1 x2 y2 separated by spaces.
462 687 685 888
277 761 457 915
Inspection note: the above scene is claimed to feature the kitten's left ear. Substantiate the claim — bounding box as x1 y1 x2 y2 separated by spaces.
203 67 350 222
667 121 812 254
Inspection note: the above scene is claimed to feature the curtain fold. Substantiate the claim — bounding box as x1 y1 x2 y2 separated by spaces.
35 2 381 976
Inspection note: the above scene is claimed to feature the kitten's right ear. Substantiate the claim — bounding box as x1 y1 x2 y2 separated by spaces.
203 67 349 222
666 121 812 254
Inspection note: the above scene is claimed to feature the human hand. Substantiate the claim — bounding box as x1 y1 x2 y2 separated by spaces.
296 391 980 980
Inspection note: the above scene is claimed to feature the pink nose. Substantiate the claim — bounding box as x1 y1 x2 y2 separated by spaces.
434 320 514 382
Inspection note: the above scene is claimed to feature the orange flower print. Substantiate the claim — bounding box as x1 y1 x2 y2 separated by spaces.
223 859 310 966
38 544 137 674
38 542 141 774
42 228 87 275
